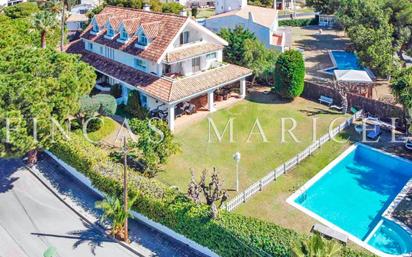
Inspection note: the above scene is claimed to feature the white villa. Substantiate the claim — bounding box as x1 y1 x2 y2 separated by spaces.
205 0 286 51
0 0 25 7
66 6 252 132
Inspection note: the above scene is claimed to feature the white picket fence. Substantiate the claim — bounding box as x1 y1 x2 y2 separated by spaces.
225 110 363 212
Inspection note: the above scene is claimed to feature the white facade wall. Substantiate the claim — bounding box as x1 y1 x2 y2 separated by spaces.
205 16 273 48
215 0 246 14
0 0 7 7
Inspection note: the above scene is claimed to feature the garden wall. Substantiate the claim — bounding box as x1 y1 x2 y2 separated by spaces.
303 81 406 129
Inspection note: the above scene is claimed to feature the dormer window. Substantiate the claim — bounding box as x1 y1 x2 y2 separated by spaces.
120 30 129 41
104 22 116 39
92 23 99 33
138 34 148 46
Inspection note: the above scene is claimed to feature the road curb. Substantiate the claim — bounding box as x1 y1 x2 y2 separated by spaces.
25 164 148 257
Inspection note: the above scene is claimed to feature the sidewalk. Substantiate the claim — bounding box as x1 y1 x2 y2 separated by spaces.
33 153 206 257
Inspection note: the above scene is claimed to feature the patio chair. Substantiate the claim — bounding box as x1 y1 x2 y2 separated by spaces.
405 139 412 151
367 125 381 140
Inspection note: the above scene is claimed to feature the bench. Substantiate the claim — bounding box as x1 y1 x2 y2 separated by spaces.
319 96 333 106
311 223 348 244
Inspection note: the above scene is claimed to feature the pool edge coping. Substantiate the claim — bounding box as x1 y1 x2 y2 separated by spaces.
286 143 411 257
317 50 376 79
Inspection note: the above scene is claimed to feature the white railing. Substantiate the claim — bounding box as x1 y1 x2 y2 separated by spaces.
225 110 363 212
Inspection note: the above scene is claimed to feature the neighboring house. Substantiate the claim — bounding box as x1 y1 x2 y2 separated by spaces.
66 0 101 32
0 0 25 7
204 0 286 51
66 6 252 132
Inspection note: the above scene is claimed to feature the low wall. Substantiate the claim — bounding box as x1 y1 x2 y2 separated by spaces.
45 151 219 257
303 81 405 129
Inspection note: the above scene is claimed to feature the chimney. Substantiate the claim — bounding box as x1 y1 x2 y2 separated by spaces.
179 9 187 16
143 4 151 11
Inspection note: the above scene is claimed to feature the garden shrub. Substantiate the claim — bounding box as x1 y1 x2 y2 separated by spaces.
279 18 318 27
49 134 375 257
125 90 148 119
79 95 100 116
274 50 305 99
93 94 117 115
110 84 122 98
3 2 39 19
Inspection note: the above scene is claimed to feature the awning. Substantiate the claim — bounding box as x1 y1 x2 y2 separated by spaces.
334 70 373 83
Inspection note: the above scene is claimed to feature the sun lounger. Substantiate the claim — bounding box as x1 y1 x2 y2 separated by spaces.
405 139 412 151
311 224 348 244
367 125 381 140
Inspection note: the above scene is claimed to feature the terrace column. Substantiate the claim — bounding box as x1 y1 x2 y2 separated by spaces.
240 79 246 99
168 105 175 132
208 90 216 112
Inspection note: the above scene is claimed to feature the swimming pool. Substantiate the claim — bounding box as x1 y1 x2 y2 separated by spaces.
322 50 365 75
288 144 412 256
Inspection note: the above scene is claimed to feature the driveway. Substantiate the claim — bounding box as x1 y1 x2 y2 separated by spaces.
0 159 136 257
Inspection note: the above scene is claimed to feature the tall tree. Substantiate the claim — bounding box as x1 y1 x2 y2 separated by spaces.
31 11 59 49
391 67 412 134
243 38 279 85
218 26 256 66
337 0 396 77
385 0 412 65
306 0 340 14
0 47 96 163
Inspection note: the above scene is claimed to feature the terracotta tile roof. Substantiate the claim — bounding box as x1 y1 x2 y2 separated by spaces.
66 40 252 103
141 21 162 40
207 5 277 29
122 18 141 34
82 6 188 62
165 42 224 63
169 64 252 102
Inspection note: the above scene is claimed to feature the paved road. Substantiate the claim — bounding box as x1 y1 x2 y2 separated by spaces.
33 154 205 257
0 159 136 257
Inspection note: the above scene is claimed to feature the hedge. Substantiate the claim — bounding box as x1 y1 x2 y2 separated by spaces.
49 134 374 257
279 18 318 27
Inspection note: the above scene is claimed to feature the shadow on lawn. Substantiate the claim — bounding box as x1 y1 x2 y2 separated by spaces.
299 108 342 116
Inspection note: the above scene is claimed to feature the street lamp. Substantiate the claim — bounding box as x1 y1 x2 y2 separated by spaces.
233 152 241 192
121 136 129 243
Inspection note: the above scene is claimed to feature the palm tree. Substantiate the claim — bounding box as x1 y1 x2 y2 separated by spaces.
31 11 59 49
95 195 137 241
291 234 342 257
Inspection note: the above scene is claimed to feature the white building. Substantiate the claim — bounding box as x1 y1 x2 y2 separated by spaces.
0 0 26 7
66 6 252 131
205 0 286 51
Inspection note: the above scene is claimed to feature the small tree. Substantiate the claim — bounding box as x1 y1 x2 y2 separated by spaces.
95 195 137 241
128 118 180 177
125 90 148 119
93 94 117 116
31 10 59 49
191 7 198 17
274 50 305 99
291 234 342 257
391 67 412 134
218 26 256 66
188 168 228 219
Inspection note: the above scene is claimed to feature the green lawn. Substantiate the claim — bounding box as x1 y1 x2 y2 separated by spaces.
85 116 118 142
158 94 348 195
234 134 352 234
196 8 215 19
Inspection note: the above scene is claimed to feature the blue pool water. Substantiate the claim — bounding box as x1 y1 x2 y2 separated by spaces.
294 144 412 255
324 51 365 74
